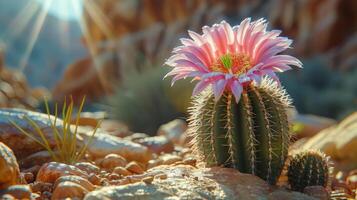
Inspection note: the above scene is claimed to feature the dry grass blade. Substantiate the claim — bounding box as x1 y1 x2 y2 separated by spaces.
10 96 99 164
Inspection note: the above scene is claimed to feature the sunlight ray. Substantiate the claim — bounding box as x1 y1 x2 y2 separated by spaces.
83 0 113 40
19 0 53 72
71 0 112 96
1 0 41 40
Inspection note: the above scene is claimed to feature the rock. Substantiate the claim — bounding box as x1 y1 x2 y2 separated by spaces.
0 194 15 199
70 112 106 128
124 133 150 142
54 175 95 191
0 109 63 160
302 112 357 169
268 190 316 200
19 150 52 169
22 172 35 183
159 154 182 165
30 181 52 194
88 174 101 186
158 119 187 145
0 185 32 200
136 136 174 154
291 114 336 139
84 165 313 199
99 120 131 138
125 162 144 174
36 162 88 183
346 175 357 190
52 56 117 104
0 142 20 189
100 154 127 170
113 167 132 176
74 162 100 175
303 186 330 200
52 181 89 200
85 133 152 163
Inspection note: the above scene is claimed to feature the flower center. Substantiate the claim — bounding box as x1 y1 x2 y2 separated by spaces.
211 53 252 75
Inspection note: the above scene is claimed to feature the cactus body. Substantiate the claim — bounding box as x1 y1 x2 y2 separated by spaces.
287 150 330 192
188 79 291 184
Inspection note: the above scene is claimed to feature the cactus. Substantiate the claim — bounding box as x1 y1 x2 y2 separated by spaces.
287 150 330 192
106 67 192 134
188 78 291 184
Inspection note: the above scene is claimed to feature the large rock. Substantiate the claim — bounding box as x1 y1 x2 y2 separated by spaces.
0 109 61 159
84 165 315 200
84 132 152 163
302 112 357 169
0 142 20 189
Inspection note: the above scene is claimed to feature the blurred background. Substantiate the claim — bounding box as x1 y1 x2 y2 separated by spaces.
0 0 356 134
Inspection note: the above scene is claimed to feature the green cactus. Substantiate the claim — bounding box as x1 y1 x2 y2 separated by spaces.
287 150 330 192
188 78 291 184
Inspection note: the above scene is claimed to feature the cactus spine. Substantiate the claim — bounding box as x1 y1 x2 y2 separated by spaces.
188 78 291 184
287 150 330 192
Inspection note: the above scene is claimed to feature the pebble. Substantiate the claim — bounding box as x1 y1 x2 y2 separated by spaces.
54 175 95 191
52 181 89 200
100 154 127 170
30 181 53 193
126 162 144 174
85 133 152 163
136 136 174 154
0 142 20 189
36 162 88 183
75 162 100 175
142 176 154 184
22 172 35 183
346 175 357 190
113 166 132 176
157 119 187 145
88 174 101 185
1 185 32 200
182 157 197 166
160 154 182 165
154 174 168 180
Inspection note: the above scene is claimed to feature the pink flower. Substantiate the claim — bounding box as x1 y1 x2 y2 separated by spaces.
165 18 302 102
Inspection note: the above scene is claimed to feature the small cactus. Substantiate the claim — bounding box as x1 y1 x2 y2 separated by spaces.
287 150 330 192
188 79 291 184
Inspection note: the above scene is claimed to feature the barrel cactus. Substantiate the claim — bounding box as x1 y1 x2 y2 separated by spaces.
189 78 291 184
287 150 330 192
164 18 302 184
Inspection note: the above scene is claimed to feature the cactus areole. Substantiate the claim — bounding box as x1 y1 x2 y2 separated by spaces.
165 18 302 184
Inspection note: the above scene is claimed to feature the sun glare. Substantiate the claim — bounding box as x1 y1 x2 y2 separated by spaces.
36 0 83 21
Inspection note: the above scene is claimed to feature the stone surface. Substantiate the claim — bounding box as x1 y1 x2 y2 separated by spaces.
84 165 315 200
303 186 330 200
19 150 53 169
0 142 20 189
85 132 152 163
0 185 32 200
136 136 174 154
54 175 95 191
52 181 89 200
36 162 88 183
157 119 187 145
75 162 100 175
302 112 357 169
0 109 65 160
100 154 127 170
125 161 144 174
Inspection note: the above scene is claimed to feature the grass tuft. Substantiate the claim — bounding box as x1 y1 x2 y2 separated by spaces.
10 96 100 164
